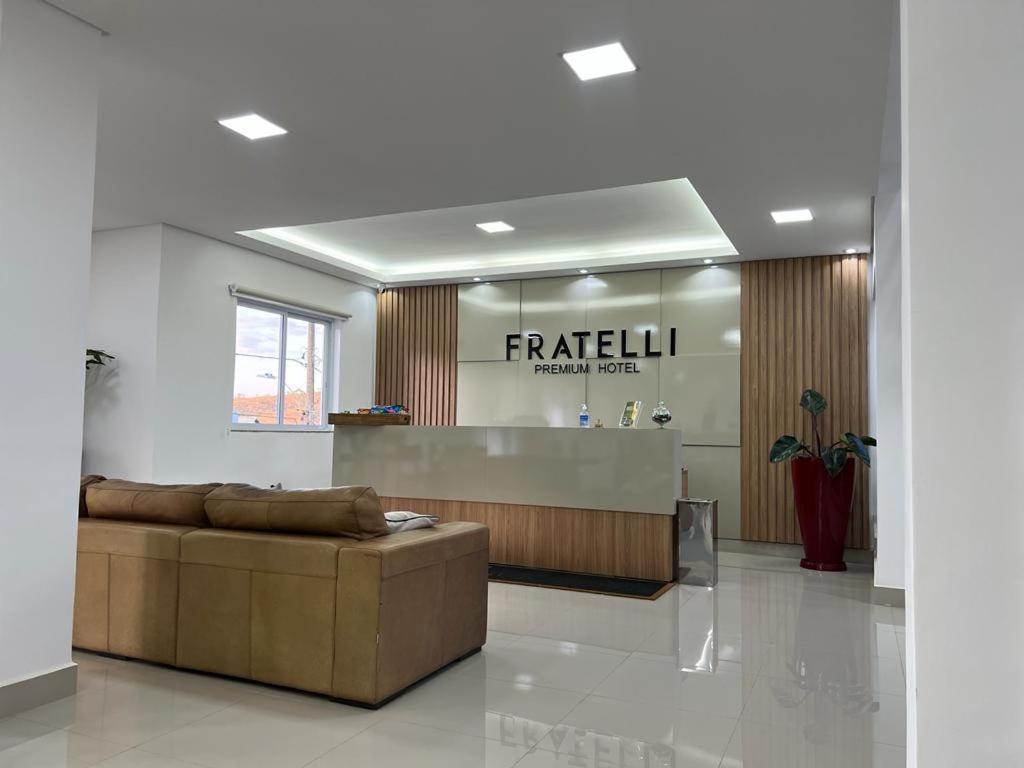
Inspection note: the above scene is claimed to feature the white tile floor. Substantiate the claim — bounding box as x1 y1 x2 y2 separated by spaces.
1 556 906 767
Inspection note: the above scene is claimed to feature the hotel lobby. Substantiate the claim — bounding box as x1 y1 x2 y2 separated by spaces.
1 1 1021 766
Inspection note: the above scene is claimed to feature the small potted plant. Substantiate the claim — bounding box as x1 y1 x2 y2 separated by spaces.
769 389 875 571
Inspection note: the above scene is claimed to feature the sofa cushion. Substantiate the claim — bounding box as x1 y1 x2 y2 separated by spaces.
180 529 345 578
86 480 220 526
205 484 388 540
79 474 105 517
78 518 198 561
384 511 438 533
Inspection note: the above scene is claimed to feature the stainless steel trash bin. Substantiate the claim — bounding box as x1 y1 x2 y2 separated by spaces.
677 498 718 587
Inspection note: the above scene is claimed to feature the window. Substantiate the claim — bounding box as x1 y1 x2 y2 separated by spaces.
232 301 330 429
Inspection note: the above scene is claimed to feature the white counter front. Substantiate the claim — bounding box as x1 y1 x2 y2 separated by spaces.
332 425 683 516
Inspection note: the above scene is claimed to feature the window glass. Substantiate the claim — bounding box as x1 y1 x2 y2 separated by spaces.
233 305 282 425
231 302 330 428
283 316 326 425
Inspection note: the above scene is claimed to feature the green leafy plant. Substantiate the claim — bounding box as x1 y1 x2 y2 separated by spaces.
86 348 115 370
769 388 876 477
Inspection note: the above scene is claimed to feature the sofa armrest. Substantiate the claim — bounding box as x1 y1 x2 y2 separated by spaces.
336 520 488 577
332 521 489 705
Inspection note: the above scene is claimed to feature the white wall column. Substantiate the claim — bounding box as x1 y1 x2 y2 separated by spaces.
871 5 905 590
0 0 100 714
902 0 1024 763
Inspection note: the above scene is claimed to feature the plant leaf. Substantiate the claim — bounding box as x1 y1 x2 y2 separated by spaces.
842 433 872 466
859 435 877 446
769 435 810 463
799 389 828 416
85 348 115 370
822 446 848 477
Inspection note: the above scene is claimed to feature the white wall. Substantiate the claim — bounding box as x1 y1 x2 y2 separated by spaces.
83 226 163 480
0 0 99 689
154 225 377 487
871 6 905 590
902 0 1024 763
84 225 378 489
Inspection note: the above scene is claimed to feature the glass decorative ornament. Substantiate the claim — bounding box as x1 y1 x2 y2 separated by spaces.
651 401 672 428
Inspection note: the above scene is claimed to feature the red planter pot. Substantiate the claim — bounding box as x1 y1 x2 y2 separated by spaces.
790 456 856 572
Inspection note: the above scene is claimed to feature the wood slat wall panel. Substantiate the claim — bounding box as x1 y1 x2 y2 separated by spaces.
374 285 457 426
740 254 871 549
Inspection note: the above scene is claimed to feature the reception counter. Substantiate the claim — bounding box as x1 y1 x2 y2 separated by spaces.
332 425 682 580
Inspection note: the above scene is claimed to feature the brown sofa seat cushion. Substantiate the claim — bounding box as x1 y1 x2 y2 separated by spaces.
205 484 388 540
337 521 489 578
79 475 105 517
78 518 198 561
86 480 221 526
180 529 347 578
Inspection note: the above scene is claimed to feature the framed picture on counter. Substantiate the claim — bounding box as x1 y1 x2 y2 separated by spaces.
619 400 642 428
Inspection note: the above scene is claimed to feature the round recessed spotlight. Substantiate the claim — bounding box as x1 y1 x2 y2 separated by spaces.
578 269 588 274
472 277 481 282
845 248 857 254
703 258 714 264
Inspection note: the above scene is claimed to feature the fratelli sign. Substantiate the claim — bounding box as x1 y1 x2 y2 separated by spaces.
506 328 676 375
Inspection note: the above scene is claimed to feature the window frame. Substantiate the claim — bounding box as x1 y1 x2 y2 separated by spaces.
230 298 334 432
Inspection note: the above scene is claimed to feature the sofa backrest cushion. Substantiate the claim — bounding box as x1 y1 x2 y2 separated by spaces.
79 474 106 517
85 480 221 526
204 484 388 540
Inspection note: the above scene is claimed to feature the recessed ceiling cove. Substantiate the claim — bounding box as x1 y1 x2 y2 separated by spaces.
238 178 737 285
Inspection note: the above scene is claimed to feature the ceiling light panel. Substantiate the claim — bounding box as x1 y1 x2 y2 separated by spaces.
218 113 287 140
476 221 515 233
562 42 636 81
771 208 813 224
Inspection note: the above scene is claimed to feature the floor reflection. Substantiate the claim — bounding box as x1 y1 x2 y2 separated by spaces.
477 554 906 767
9 556 904 768
724 565 898 767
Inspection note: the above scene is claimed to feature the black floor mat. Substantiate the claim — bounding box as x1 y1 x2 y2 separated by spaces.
488 564 673 599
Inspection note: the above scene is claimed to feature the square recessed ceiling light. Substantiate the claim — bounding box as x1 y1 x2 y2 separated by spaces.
476 221 515 233
218 113 287 140
562 42 636 81
771 208 813 224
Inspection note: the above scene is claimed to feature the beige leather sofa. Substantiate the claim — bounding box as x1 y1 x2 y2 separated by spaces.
73 479 489 706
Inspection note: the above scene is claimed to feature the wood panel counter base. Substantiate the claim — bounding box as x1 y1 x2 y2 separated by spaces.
380 496 675 582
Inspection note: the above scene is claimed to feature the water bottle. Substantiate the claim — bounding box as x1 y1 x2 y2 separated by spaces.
578 403 590 428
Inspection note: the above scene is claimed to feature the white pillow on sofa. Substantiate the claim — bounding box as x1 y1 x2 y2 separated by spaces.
384 511 439 532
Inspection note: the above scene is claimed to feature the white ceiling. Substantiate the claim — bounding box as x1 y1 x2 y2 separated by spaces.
56 0 894 286
240 178 736 284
